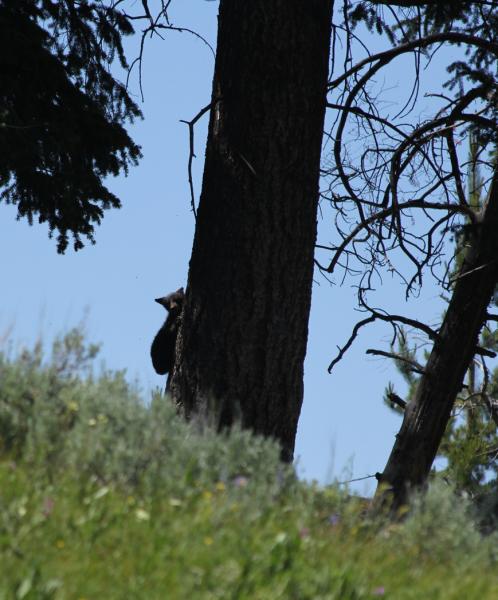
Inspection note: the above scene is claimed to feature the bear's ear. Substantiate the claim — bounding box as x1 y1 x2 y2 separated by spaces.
155 296 168 307
177 287 184 294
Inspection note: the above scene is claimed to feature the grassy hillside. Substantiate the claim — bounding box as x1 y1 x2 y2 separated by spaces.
1 330 498 599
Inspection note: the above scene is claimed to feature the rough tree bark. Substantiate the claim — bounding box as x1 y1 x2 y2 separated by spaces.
376 166 498 510
169 0 333 461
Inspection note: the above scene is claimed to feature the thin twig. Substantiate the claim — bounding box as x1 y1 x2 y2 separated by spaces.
180 103 212 217
337 474 377 485
366 348 426 375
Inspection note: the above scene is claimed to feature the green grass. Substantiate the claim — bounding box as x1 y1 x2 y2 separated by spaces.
1 330 498 599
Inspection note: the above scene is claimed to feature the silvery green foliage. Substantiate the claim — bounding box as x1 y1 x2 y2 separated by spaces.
0 329 290 497
394 482 498 564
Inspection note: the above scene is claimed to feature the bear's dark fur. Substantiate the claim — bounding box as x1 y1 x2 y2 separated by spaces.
150 288 184 378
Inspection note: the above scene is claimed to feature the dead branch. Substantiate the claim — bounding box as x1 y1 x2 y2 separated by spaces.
328 32 498 91
366 349 426 375
328 306 439 372
180 103 212 218
386 392 407 410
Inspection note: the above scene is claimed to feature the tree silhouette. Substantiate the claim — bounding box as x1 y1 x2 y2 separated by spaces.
0 0 142 252
320 1 498 509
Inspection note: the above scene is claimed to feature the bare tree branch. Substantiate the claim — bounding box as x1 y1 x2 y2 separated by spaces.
324 199 474 275
328 305 439 372
180 103 212 218
328 33 498 91
475 346 497 359
366 348 426 375
386 392 407 410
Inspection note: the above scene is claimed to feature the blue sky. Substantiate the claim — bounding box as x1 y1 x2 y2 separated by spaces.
1 1 450 493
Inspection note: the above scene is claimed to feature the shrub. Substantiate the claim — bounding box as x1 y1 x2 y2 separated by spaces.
1 329 498 599
0 329 290 496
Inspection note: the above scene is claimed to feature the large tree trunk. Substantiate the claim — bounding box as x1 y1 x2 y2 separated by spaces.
376 167 498 510
169 0 333 461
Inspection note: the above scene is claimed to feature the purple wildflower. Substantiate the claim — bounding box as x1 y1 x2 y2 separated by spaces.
328 513 340 526
42 497 55 518
373 586 385 596
233 475 249 488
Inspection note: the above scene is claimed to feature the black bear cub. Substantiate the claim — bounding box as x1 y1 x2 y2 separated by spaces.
150 287 185 378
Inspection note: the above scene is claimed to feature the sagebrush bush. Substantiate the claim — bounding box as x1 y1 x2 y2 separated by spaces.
394 482 488 563
0 329 289 495
1 329 498 599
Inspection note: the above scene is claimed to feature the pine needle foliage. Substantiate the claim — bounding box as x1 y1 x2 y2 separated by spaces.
0 0 142 252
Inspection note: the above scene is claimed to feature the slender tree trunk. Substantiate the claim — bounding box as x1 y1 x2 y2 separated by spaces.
376 167 498 510
169 0 333 461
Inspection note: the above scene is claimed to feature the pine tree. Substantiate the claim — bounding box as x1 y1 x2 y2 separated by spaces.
385 134 498 519
0 0 142 252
